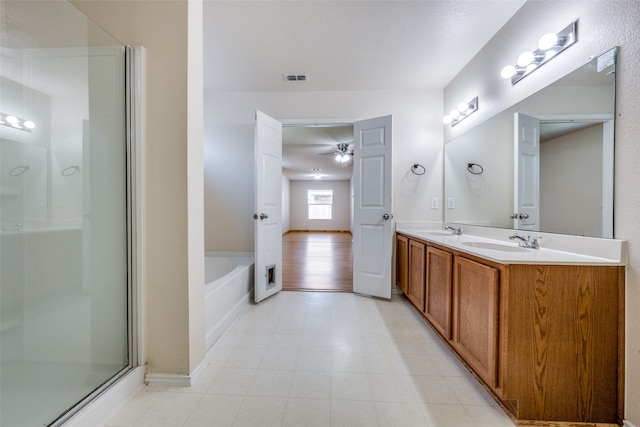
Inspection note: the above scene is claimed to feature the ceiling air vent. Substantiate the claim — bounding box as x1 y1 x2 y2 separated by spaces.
284 74 309 82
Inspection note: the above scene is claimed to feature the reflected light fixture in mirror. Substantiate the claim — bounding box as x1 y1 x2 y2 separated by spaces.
312 168 322 179
501 21 577 85
0 112 36 132
443 97 478 127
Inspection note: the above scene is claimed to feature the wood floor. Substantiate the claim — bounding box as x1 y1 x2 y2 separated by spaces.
282 231 353 292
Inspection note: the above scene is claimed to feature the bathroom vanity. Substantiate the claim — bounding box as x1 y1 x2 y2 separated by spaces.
395 228 625 426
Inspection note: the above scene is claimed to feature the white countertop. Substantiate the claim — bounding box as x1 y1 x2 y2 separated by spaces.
396 225 626 266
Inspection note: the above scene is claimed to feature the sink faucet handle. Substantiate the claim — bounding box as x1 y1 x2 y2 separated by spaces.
445 225 462 235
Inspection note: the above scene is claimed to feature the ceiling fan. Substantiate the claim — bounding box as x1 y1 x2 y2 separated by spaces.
319 143 353 164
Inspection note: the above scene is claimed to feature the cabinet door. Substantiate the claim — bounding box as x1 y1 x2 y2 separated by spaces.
395 234 409 294
407 239 426 310
452 256 499 388
424 246 453 339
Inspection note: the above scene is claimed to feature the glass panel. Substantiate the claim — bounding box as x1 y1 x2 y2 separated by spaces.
0 1 129 425
307 189 333 204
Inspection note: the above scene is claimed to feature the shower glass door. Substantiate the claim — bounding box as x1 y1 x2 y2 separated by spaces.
0 2 131 425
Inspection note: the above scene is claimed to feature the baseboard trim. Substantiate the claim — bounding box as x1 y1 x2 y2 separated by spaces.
288 229 352 233
62 366 145 426
624 420 638 427
144 357 210 387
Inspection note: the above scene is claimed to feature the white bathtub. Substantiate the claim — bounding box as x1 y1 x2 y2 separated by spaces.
204 252 254 351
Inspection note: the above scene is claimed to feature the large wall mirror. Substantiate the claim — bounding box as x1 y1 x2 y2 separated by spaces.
444 47 616 238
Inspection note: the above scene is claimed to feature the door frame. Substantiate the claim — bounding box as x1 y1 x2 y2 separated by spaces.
280 117 385 293
532 113 614 238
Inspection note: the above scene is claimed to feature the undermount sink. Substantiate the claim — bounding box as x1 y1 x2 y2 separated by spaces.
462 241 531 253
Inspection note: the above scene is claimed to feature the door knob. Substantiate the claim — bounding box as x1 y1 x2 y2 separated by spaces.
383 213 392 220
253 213 269 220
510 213 529 219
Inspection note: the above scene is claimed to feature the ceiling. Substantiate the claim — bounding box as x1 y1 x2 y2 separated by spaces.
203 0 527 180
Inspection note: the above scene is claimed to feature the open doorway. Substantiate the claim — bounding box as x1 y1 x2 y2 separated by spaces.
281 123 354 292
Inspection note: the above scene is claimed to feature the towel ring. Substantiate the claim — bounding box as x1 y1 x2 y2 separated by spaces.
61 166 80 176
467 163 484 175
410 163 426 175
9 165 30 176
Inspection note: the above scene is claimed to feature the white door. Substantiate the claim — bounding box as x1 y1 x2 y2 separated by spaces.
254 110 282 303
514 112 540 230
353 115 393 299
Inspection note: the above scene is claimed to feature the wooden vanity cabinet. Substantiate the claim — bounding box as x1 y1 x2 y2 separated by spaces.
424 246 453 339
395 234 408 294
452 256 500 389
394 232 624 426
407 239 426 310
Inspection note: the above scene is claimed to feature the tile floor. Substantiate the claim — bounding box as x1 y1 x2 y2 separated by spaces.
104 291 515 427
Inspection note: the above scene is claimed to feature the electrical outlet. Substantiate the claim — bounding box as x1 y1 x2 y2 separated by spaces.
431 198 438 209
447 198 455 209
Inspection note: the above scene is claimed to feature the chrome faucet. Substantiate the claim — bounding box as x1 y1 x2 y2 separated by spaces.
445 226 462 235
508 233 541 249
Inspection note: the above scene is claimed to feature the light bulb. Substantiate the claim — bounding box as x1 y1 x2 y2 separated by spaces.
24 120 35 129
443 115 452 125
501 65 516 79
6 115 19 125
457 102 470 113
538 32 558 50
517 51 535 67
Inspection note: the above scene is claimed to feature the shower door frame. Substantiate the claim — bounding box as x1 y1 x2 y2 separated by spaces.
49 45 144 427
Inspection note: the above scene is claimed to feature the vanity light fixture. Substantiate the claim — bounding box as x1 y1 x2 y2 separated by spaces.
0 112 36 132
501 21 577 85
443 97 478 127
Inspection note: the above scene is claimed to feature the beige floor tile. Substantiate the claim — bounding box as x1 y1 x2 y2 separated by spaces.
419 402 475 427
102 291 513 427
409 375 460 404
232 396 286 427
330 372 372 401
289 371 330 399
259 348 298 370
464 404 516 427
134 392 202 427
375 401 427 427
207 368 256 395
295 350 332 372
282 398 331 427
247 369 293 397
368 373 416 402
330 400 378 426
182 394 243 427
104 390 162 427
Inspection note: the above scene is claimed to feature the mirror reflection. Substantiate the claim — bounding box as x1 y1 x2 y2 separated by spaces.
444 48 616 238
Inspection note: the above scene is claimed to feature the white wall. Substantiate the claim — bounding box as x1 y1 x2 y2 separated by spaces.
204 90 443 251
281 175 291 233
443 1 640 424
540 124 603 236
289 180 351 231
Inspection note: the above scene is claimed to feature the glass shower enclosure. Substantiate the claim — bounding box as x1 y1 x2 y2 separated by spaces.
0 2 132 425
